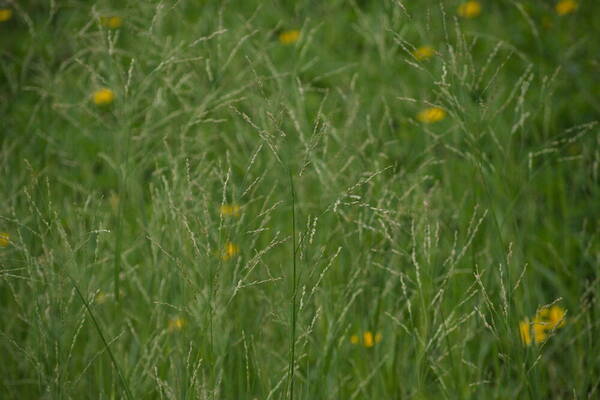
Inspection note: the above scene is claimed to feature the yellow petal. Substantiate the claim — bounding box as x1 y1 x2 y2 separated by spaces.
417 107 446 123
100 16 123 29
220 204 241 217
549 305 566 328
413 46 435 61
519 319 532 346
363 331 375 348
0 232 10 247
533 317 549 344
0 8 13 22
221 242 239 260
279 30 300 45
93 88 115 106
168 317 186 332
555 0 578 16
458 2 482 19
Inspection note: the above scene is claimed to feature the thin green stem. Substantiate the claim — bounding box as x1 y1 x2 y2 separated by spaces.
69 275 133 400
288 170 297 400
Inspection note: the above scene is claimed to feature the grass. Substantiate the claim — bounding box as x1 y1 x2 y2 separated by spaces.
1 0 599 398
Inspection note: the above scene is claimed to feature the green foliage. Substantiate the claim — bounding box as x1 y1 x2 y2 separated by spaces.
1 0 598 399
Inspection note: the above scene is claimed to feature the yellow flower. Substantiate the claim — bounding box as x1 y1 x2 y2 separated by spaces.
92 88 115 106
413 46 435 61
100 16 123 29
0 8 12 22
168 317 186 332
519 317 548 345
0 232 10 247
221 242 239 260
351 331 382 347
417 107 446 123
220 204 241 217
519 305 567 346
458 1 482 19
279 29 300 45
555 0 578 16
519 319 532 345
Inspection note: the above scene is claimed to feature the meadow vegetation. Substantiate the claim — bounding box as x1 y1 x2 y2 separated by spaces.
1 0 599 398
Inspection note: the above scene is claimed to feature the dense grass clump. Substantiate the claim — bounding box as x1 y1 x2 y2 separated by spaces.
1 1 598 399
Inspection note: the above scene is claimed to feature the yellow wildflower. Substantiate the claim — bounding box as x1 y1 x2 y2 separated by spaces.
555 0 578 16
519 319 532 346
100 16 123 29
92 88 115 106
366 331 383 347
0 8 12 22
458 1 482 19
221 242 239 261
168 317 186 332
0 232 9 247
519 304 567 346
220 204 241 217
279 29 300 45
413 46 435 61
417 107 446 123
350 331 382 348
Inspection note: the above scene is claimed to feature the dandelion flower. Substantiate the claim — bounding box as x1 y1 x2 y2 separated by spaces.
221 242 239 261
555 0 578 16
92 88 115 106
0 8 12 22
100 16 123 29
279 29 300 45
519 317 549 345
168 317 186 332
220 204 241 217
413 46 435 61
417 107 446 123
458 1 482 19
519 304 567 346
0 232 9 247
350 335 360 345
